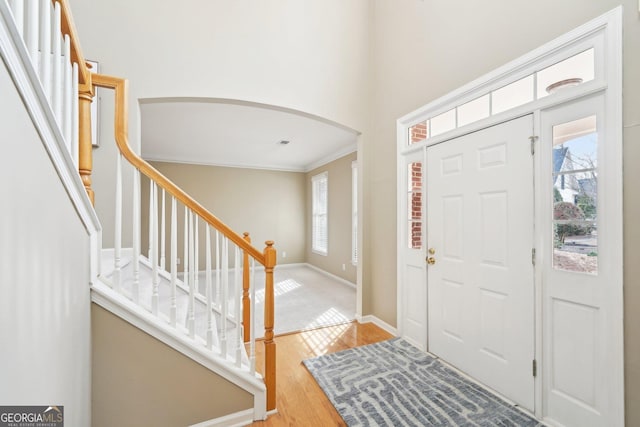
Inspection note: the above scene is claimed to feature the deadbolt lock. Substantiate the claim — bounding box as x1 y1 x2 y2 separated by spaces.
428 248 436 255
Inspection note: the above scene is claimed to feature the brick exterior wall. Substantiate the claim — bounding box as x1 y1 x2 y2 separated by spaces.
407 121 426 248
410 162 422 249
409 121 428 144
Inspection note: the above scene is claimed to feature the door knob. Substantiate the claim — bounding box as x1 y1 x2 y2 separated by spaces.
427 257 436 265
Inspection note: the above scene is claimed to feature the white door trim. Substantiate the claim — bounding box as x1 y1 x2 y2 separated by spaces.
396 7 623 426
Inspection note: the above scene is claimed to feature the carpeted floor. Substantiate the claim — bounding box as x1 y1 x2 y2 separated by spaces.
192 264 357 336
303 337 544 427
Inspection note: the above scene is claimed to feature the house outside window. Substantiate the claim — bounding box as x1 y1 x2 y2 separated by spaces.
312 172 328 255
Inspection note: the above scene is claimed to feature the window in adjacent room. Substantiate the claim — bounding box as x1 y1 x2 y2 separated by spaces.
312 171 328 255
352 161 358 265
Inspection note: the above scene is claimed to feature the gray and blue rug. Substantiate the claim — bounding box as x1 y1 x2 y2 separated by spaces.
303 338 544 426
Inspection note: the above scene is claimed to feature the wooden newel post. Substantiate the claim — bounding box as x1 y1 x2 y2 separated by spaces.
78 69 95 204
263 240 277 412
242 232 251 343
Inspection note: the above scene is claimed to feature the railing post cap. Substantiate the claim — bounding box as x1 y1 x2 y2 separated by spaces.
265 240 274 247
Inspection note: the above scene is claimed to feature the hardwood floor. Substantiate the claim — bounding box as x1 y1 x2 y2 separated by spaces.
251 321 394 426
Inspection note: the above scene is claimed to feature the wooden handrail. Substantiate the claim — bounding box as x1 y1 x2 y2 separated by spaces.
91 73 266 264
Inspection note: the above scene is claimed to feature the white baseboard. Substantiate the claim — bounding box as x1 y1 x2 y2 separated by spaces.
303 263 356 289
189 408 254 427
358 315 398 336
274 262 306 270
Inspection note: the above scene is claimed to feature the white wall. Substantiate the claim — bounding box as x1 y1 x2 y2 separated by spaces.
0 61 91 425
69 0 372 249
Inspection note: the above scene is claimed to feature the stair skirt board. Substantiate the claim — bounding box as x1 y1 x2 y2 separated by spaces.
188 408 255 427
91 281 267 421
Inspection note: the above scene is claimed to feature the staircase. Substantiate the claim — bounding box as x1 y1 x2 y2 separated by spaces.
1 0 276 422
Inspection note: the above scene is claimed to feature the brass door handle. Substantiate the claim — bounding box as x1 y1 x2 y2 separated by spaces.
427 257 436 265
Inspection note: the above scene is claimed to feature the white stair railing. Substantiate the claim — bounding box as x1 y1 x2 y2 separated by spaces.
93 67 277 414
102 148 263 371
5 0 83 166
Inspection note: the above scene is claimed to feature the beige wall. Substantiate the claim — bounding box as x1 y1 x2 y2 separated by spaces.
143 156 358 284
306 152 358 283
91 304 253 427
367 0 640 424
143 161 307 266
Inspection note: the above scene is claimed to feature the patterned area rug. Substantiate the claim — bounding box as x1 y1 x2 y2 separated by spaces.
303 338 544 426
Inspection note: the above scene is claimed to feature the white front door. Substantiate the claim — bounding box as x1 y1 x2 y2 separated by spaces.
427 115 535 410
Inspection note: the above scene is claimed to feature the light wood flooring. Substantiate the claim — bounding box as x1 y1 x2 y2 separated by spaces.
251 321 394 426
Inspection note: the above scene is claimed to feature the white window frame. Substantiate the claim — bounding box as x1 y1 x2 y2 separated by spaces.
311 171 328 256
351 161 358 265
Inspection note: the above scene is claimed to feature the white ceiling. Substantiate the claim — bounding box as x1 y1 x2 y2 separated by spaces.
140 99 359 172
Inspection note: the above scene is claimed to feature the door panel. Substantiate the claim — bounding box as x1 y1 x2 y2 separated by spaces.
400 151 427 350
541 95 611 427
427 115 535 410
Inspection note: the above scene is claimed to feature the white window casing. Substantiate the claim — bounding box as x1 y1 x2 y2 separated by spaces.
312 171 328 255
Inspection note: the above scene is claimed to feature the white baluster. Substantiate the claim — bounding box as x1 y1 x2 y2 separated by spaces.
38 0 51 99
148 181 153 259
132 169 140 303
187 212 195 338
235 245 242 367
215 230 221 309
206 225 213 349
8 0 24 39
160 189 166 270
170 197 177 327
151 183 159 315
25 0 38 67
220 237 228 357
194 217 199 297
250 257 256 375
51 3 62 123
62 35 71 149
113 153 122 292
71 63 78 167
183 206 189 291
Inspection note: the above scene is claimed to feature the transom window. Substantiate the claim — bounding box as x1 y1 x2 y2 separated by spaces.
408 48 595 145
